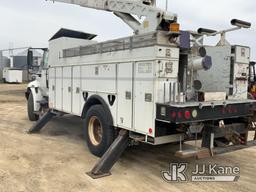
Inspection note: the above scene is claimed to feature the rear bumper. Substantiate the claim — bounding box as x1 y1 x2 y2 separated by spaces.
214 140 256 155
156 100 256 124
175 140 256 159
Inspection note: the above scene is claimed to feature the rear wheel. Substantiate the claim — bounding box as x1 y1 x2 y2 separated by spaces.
27 93 39 121
83 105 115 157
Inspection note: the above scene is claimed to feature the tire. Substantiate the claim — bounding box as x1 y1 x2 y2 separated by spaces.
83 105 114 157
27 93 39 121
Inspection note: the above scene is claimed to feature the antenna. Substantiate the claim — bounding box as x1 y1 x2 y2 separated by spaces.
165 0 168 11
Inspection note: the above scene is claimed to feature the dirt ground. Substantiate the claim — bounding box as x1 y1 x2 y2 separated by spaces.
0 83 256 192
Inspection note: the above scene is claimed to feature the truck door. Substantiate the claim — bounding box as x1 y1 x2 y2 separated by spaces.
72 66 81 115
62 66 72 112
117 63 133 129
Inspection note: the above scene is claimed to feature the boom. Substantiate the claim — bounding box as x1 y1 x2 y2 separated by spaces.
48 0 177 34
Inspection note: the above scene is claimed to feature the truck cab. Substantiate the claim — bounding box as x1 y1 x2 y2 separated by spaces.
25 48 49 121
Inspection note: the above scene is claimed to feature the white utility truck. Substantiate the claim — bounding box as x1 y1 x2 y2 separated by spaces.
26 0 256 178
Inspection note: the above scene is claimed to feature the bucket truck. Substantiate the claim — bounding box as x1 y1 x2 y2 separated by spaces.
26 0 256 178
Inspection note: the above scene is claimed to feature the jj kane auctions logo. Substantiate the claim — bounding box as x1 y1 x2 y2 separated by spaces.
162 163 240 182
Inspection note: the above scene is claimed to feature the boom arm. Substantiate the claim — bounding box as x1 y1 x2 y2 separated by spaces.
48 0 177 34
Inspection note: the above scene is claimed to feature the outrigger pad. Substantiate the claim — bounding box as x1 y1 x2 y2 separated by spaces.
28 110 56 134
87 129 129 179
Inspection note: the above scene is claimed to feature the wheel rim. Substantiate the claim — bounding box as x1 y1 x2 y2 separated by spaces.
88 116 103 146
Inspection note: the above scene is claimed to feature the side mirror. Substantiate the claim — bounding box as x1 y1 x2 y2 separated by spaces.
27 50 33 68
231 19 251 28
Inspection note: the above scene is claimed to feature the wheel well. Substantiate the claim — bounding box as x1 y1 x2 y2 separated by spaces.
25 88 31 100
81 95 113 125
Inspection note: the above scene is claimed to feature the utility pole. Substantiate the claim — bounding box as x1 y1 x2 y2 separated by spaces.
8 42 14 57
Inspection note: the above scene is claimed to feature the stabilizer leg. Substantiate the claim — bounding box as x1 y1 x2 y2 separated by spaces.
87 129 129 179
28 110 56 134
201 126 213 148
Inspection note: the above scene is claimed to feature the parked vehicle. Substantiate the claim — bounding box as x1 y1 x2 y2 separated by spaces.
2 67 23 83
26 0 256 178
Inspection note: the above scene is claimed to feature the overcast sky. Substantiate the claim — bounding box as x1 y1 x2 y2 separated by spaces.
0 0 255 59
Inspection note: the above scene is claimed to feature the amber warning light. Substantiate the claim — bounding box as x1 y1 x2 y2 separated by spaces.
169 23 180 32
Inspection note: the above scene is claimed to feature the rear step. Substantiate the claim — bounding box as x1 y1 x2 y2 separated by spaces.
214 140 256 155
175 140 256 159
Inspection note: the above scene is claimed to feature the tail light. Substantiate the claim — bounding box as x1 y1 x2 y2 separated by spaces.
184 111 191 119
171 110 195 120
171 112 176 119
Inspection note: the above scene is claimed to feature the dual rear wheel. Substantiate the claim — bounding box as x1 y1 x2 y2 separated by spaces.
83 105 115 157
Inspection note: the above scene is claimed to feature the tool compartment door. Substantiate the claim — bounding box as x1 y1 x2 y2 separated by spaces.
62 66 72 113
48 68 56 108
134 61 154 135
72 66 81 115
133 61 155 136
55 67 63 111
117 63 133 129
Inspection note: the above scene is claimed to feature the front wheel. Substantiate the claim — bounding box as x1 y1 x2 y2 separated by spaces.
27 93 39 121
83 105 115 157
